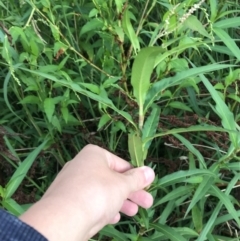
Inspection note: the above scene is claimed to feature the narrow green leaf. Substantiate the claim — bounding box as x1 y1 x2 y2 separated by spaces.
214 210 240 226
122 7 140 53
80 18 104 36
2 198 25 216
210 0 217 21
185 176 215 217
154 186 193 207
150 223 188 241
173 134 206 168
98 114 111 131
226 162 240 171
131 47 162 128
5 139 49 199
184 15 211 38
209 185 240 227
44 98 55 122
100 225 128 241
199 74 238 147
142 105 161 152
128 132 144 167
144 64 233 112
155 169 216 189
144 125 234 144
20 95 40 105
197 173 239 241
213 17 240 29
80 83 100 94
168 101 192 112
61 106 69 123
213 27 240 62
51 115 61 132
192 205 203 233
4 71 26 123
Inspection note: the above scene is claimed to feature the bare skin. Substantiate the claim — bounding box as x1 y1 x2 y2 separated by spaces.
20 145 155 241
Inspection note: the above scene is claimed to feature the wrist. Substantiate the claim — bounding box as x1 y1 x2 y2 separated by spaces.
20 196 91 241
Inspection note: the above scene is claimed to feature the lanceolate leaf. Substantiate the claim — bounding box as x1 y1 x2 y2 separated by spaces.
209 185 240 227
5 139 49 199
144 125 234 144
199 74 238 147
128 132 144 167
185 176 216 217
100 225 128 241
122 7 140 53
154 169 216 189
131 47 162 129
150 223 188 241
44 98 55 122
213 17 240 29
144 64 233 112
184 15 211 38
142 105 161 153
197 174 240 241
173 134 206 168
213 27 240 61
153 185 193 207
192 205 203 233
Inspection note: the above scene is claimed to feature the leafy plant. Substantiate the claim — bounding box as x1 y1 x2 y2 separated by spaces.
0 0 239 240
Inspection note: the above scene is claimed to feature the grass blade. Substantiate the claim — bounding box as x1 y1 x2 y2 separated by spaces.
144 64 233 112
144 125 234 144
5 139 49 199
155 169 216 189
213 27 240 61
213 17 240 29
185 176 215 217
173 133 206 168
153 185 194 207
209 185 240 227
199 73 239 147
142 105 161 154
150 223 188 241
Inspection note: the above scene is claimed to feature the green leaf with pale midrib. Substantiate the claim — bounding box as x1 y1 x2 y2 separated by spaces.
5 139 49 199
144 64 233 112
144 125 237 144
213 17 240 29
154 169 216 188
153 185 193 207
213 27 240 62
199 74 238 147
142 105 161 152
131 47 162 128
209 185 240 227
150 223 188 241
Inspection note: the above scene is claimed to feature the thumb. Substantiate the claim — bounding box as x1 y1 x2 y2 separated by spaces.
123 166 155 193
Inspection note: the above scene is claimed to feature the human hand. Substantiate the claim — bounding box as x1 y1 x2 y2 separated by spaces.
20 145 155 241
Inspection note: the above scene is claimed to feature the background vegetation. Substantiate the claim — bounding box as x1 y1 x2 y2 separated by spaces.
0 0 239 240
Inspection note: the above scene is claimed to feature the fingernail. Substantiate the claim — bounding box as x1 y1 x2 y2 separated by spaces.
143 167 154 183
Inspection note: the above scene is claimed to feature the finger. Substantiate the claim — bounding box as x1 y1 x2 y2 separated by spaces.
128 190 153 209
123 166 155 193
120 200 138 216
80 145 132 172
104 148 132 172
109 213 121 224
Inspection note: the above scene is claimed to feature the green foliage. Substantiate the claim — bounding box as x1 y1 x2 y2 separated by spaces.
0 0 239 240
